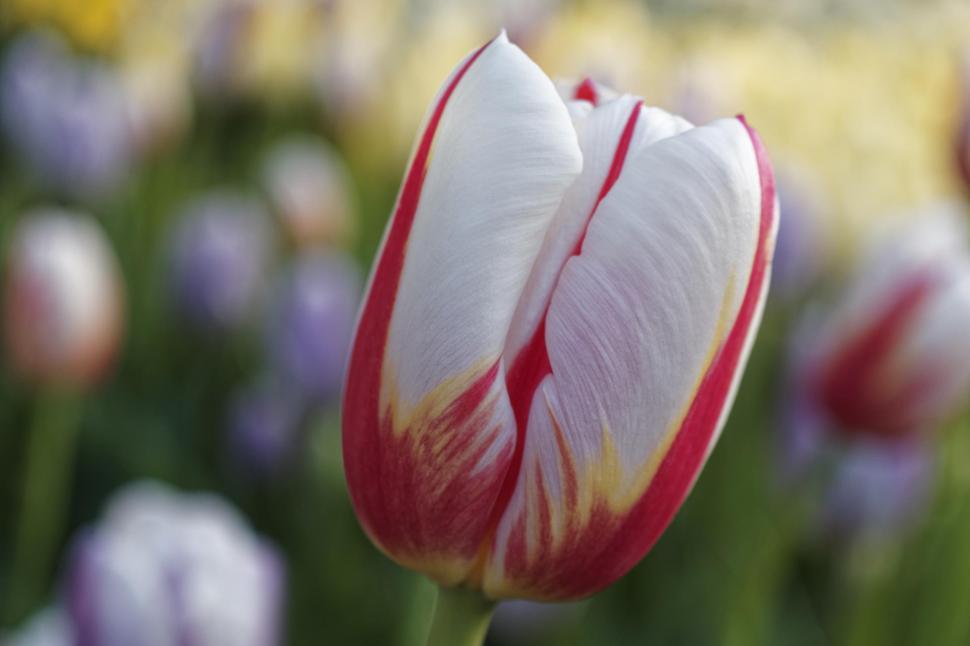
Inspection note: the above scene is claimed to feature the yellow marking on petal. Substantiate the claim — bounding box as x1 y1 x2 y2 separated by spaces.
574 272 740 518
380 356 499 439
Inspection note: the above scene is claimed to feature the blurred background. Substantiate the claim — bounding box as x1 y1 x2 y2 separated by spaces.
2 0 970 644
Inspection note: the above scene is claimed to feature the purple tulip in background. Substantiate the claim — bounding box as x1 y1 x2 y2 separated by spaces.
265 253 361 403
65 481 285 646
0 32 132 199
227 377 305 478
168 191 273 331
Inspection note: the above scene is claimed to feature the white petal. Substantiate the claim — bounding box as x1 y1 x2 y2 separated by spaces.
385 32 583 407
544 117 764 489
504 98 693 361
485 117 771 597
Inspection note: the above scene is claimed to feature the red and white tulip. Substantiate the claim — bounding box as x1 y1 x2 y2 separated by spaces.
4 209 125 389
342 33 777 601
795 204 970 439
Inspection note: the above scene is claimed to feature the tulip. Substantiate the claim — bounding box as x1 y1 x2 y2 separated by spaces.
341 30 777 630
795 204 970 439
2 208 125 623
167 191 273 331
265 252 361 402
65 481 285 646
4 208 125 388
261 136 357 248
0 32 132 199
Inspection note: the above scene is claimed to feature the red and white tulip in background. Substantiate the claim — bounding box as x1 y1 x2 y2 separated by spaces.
341 32 778 643
782 205 970 544
793 205 970 442
3 208 126 624
4 208 124 388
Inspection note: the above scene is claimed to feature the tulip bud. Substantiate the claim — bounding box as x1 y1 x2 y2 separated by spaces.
265 253 361 402
227 377 305 478
65 481 285 646
167 191 273 331
4 209 125 388
261 136 356 248
798 204 970 439
342 33 777 601
0 32 132 199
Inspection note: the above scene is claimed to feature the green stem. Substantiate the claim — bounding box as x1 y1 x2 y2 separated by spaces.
425 585 496 646
4 388 82 624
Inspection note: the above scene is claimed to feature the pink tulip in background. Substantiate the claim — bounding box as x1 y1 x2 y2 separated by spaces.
342 32 778 604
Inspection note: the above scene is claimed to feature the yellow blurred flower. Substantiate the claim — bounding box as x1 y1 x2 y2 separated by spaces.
6 0 129 51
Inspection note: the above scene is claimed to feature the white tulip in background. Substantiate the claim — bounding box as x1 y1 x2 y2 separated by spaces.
65 481 285 646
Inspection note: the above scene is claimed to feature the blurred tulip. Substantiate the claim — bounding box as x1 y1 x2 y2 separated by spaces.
4 209 125 388
0 32 132 199
3 607 71 646
227 376 305 478
795 205 970 439
821 438 934 541
266 253 360 403
262 136 356 248
167 191 273 331
342 33 777 601
65 481 285 646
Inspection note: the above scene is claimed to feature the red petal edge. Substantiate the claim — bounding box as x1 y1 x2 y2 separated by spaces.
341 39 505 578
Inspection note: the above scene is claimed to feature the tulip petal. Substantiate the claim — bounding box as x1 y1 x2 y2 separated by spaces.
342 33 583 584
505 97 692 362
484 117 777 600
